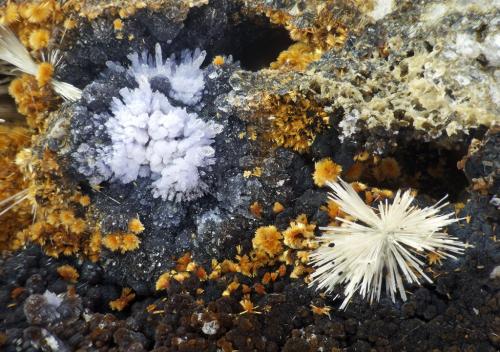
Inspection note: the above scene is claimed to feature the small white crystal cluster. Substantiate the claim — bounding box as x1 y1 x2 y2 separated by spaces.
126 44 206 106
338 109 360 142
82 44 221 202
369 0 395 21
450 31 500 67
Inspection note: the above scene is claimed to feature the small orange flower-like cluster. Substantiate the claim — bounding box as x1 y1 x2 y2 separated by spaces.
249 201 263 218
212 55 225 66
109 287 135 311
270 42 322 71
252 225 283 257
283 214 317 250
102 218 144 254
272 201 284 214
57 264 79 283
311 304 332 318
36 62 54 87
240 296 261 314
128 217 145 233
155 272 171 291
321 199 343 221
113 18 123 31
28 28 50 50
427 251 444 266
262 92 329 153
313 158 342 187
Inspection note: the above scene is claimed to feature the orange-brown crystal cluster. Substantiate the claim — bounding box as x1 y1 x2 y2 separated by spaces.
11 148 102 260
345 152 402 184
8 73 57 131
155 253 208 291
102 218 144 254
269 0 367 50
57 264 79 282
109 287 136 311
252 225 283 257
262 0 367 71
270 42 322 71
154 213 318 300
0 124 32 251
1 84 105 259
262 92 329 153
313 158 342 187
282 214 316 250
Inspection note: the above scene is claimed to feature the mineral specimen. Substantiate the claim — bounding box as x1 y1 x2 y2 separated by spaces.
0 0 498 351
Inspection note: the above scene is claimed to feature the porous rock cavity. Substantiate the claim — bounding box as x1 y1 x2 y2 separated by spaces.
228 0 499 150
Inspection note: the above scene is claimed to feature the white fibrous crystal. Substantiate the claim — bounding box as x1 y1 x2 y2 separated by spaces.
309 180 467 309
168 49 206 105
92 44 220 202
